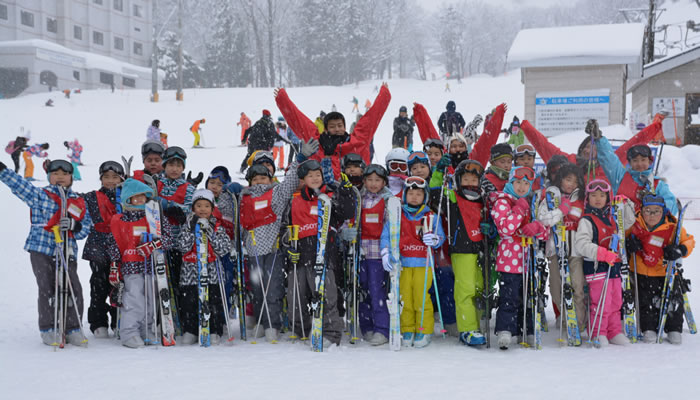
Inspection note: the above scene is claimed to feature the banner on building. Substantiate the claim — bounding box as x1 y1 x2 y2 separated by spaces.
535 89 610 136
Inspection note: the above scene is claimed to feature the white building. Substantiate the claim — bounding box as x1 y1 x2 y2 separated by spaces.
507 23 645 137
0 0 159 97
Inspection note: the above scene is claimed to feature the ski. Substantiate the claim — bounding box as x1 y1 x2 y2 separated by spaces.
530 194 543 350
657 200 689 343
678 267 697 334
546 189 581 346
347 186 362 343
386 196 402 351
195 222 211 347
310 193 332 352
233 194 247 341
144 201 176 346
613 198 637 343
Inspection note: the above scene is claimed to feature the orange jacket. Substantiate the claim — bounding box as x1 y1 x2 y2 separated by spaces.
238 114 251 130
628 213 695 277
191 119 205 132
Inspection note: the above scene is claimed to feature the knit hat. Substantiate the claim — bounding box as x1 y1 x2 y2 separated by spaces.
191 188 215 209
490 143 513 162
262 109 271 116
120 178 155 211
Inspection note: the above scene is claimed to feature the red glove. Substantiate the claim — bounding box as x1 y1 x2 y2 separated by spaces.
136 239 162 258
109 262 121 287
521 221 545 238
512 197 530 216
559 198 572 215
597 247 619 264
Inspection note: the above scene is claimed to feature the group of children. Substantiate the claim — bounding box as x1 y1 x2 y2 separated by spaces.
0 86 695 351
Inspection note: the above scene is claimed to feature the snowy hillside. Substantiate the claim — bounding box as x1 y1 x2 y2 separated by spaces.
1 76 700 399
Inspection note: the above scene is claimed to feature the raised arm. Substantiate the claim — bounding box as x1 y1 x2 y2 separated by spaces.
412 103 440 143
470 103 506 166
595 136 627 193
346 84 391 163
274 88 319 143
613 117 663 162
521 120 571 164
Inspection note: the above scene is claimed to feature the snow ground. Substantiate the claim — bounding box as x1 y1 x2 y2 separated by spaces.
1 76 700 399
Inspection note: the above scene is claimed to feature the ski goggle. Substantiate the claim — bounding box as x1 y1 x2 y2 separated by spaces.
253 150 274 164
364 164 388 180
456 159 484 176
404 176 427 190
47 159 74 174
246 164 273 182
511 166 535 181
141 141 165 156
586 179 611 193
299 159 322 175
342 153 366 170
208 170 231 185
627 145 653 161
641 193 665 209
407 151 430 167
99 161 125 179
423 138 445 151
388 160 408 173
514 144 536 158
163 146 187 162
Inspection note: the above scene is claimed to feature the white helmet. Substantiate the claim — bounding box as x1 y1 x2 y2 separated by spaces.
385 147 410 165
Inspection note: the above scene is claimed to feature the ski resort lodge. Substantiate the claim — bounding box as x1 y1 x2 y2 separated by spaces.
507 23 645 137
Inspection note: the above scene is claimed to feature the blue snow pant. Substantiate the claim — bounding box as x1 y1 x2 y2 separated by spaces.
221 254 236 309
358 259 389 337
495 272 533 335
429 266 456 325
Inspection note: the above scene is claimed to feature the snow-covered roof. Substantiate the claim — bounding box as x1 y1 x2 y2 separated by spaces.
628 44 700 92
507 23 645 68
0 39 164 77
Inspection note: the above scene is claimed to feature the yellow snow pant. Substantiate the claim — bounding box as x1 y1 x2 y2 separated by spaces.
23 151 34 178
400 266 434 334
452 253 483 332
191 129 200 147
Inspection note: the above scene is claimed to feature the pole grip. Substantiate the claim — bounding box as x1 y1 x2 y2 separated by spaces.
52 226 63 243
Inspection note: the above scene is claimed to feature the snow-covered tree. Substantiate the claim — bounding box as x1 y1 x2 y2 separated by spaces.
158 31 205 89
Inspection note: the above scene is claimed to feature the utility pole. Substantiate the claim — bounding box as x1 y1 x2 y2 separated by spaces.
644 0 656 64
151 0 158 102
176 0 183 101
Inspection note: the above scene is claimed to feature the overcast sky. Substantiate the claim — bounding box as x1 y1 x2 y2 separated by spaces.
422 0 565 11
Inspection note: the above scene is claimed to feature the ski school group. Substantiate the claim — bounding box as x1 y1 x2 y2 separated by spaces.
0 82 696 353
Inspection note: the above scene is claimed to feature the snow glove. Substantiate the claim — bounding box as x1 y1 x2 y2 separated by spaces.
287 249 300 264
436 154 451 173
559 198 572 215
585 119 602 139
0 161 5 172
511 197 530 218
422 233 439 248
297 138 320 162
109 262 121 287
136 239 162 258
58 216 82 233
521 221 547 239
164 206 186 225
626 234 643 255
381 248 395 272
319 133 346 156
597 247 619 265
663 243 687 261
187 171 204 187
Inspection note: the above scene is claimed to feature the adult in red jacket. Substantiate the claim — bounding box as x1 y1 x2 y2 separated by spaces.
274 83 391 179
520 114 665 184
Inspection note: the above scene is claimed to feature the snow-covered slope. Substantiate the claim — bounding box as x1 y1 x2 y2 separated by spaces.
1 76 699 399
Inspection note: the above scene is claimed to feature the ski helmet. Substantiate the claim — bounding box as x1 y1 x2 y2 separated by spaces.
191 188 215 209
627 145 654 162
385 147 410 173
453 160 484 200
446 101 456 112
363 164 389 184
246 163 273 183
641 192 666 214
141 140 165 158
152 119 160 128
161 146 187 167
407 151 430 169
490 143 513 162
341 153 366 171
99 160 125 181
250 150 276 174
206 166 231 187
399 105 407 113
423 138 445 153
297 159 322 180
402 176 429 207
545 154 569 181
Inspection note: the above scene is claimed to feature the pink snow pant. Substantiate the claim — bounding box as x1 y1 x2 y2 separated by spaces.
587 276 622 339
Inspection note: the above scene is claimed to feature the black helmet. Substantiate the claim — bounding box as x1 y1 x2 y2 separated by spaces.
152 119 160 128
399 106 407 113
246 163 273 183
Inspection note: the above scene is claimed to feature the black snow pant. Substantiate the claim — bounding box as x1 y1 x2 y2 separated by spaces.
179 285 224 336
495 271 533 336
638 274 684 333
88 261 117 332
30 251 84 332
11 151 21 173
249 251 286 330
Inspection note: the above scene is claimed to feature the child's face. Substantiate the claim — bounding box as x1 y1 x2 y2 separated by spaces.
410 163 430 180
515 154 535 168
579 142 597 160
130 194 148 206
426 147 443 166
164 159 184 180
193 199 213 219
363 174 385 194
512 178 531 197
405 187 425 207
449 140 467 154
261 162 275 175
207 178 223 197
642 205 664 226
344 165 363 177
143 154 163 174
629 155 652 172
326 119 346 135
560 173 578 194
492 156 513 172
101 170 122 190
460 173 479 187
303 170 323 189
50 170 72 187
588 190 608 209
250 175 272 186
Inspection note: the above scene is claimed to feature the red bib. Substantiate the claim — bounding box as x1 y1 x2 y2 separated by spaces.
40 190 86 236
183 220 220 263
618 174 659 212
485 172 506 191
213 207 234 240
292 195 321 239
360 198 385 240
111 214 150 263
399 212 428 258
157 180 189 204
240 189 276 231
630 220 674 267
93 191 117 233
454 195 484 242
564 199 584 231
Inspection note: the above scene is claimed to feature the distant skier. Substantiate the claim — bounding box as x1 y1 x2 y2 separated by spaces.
240 110 277 174
392 105 415 151
237 112 251 145
23 142 49 181
64 139 83 181
6 133 28 173
147 119 161 142
351 96 359 112
437 100 465 141
190 118 206 148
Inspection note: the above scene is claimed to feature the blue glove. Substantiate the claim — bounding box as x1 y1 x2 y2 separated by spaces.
159 198 170 210
480 222 491 236
436 154 451 172
225 182 243 195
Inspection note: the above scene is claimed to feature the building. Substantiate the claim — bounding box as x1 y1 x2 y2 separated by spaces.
628 45 700 146
0 0 159 97
507 23 645 137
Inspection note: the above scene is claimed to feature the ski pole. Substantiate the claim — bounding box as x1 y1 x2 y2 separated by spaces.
249 231 276 343
288 225 303 341
215 259 235 342
418 215 433 333
520 236 529 347
150 255 158 345
54 240 88 346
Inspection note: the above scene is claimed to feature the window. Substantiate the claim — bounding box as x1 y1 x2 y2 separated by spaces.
133 4 143 17
73 71 80 81
20 10 34 27
114 36 124 50
46 17 57 34
93 0 103 4
134 27 141 32
133 42 143 56
123 77 135 88
99 72 114 85
93 30 104 45
113 0 123 12
0 4 8 20
74 25 82 40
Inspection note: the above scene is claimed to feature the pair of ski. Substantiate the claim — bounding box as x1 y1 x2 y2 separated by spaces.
520 193 548 350
345 187 362 344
